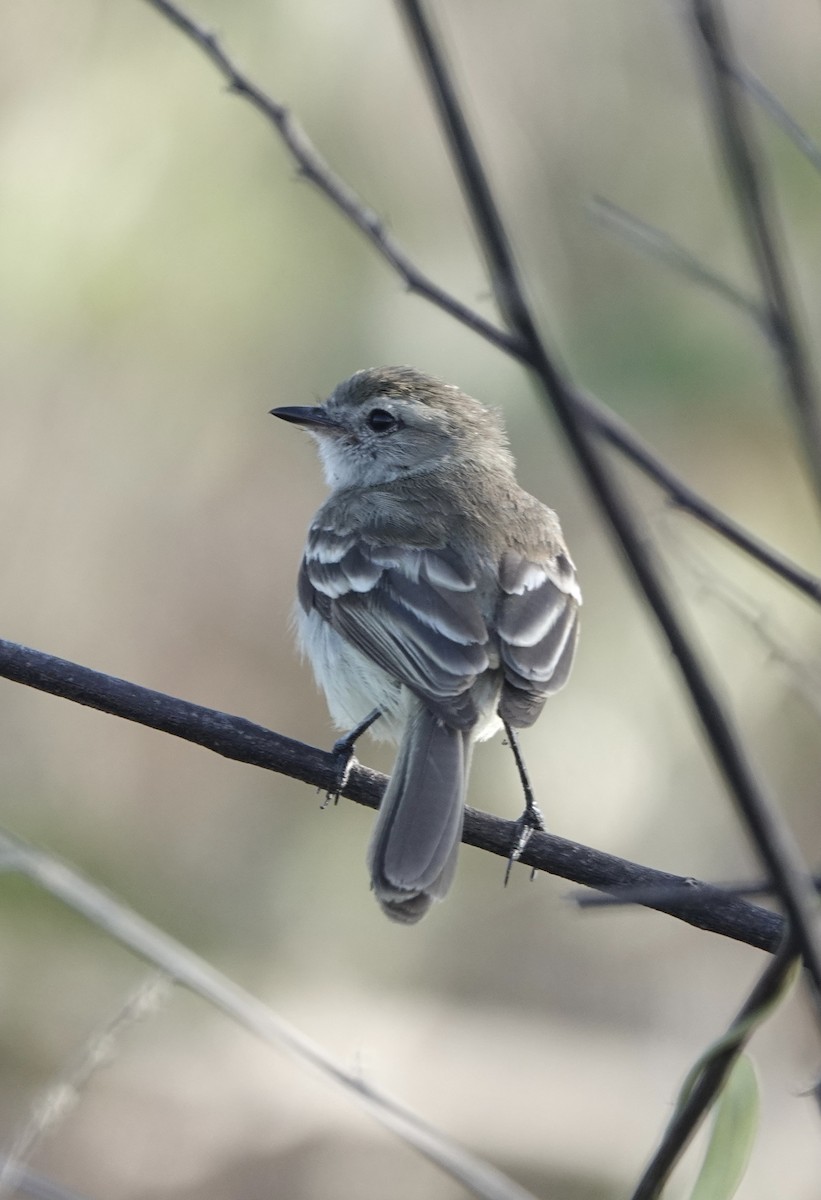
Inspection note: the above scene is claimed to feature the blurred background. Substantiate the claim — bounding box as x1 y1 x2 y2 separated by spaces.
1 1 821 1197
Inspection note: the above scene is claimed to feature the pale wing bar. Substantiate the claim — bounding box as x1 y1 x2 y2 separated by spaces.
300 536 489 728
497 551 581 727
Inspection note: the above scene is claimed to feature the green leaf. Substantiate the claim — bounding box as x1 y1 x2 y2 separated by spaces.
687 1055 760 1200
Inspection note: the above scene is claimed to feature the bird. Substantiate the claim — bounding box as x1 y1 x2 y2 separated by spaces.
271 366 580 923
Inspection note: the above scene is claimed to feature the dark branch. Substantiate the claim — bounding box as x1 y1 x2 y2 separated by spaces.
396 0 821 1015
577 388 821 605
137 0 821 610
575 875 814 908
689 0 821 507
140 0 524 362
631 936 798 1199
586 195 821 595
0 637 383 801
0 637 783 953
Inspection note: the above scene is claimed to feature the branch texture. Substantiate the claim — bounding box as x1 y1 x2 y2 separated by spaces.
141 0 523 362
0 637 783 953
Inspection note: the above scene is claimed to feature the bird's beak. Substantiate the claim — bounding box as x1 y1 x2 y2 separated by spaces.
269 405 338 429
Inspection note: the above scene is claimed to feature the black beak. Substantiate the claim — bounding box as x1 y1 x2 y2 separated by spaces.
269 405 337 429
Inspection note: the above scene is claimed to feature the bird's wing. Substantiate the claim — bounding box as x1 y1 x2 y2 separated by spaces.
299 527 490 728
495 549 581 728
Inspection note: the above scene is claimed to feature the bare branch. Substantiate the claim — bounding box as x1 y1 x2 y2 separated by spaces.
585 198 821 601
576 874 815 908
661 518 821 718
589 195 766 329
396 0 821 1017
0 1160 93 1200
0 976 171 1200
736 67 821 176
579 389 821 606
0 831 538 1200
630 936 798 1199
689 0 821 507
0 636 784 952
140 0 524 362
137 0 821 609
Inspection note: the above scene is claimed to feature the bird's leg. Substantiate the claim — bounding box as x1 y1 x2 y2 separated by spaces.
502 720 545 884
323 708 382 807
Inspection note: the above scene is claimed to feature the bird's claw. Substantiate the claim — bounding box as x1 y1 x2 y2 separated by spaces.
322 738 357 808
322 709 382 808
504 802 546 886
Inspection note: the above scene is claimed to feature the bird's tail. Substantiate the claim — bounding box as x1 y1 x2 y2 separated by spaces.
367 699 470 924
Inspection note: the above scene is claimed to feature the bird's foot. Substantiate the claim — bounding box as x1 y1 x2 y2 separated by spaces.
501 719 545 885
322 708 382 808
504 801 546 886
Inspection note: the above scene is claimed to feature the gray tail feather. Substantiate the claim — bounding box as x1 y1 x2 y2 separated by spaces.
367 701 470 924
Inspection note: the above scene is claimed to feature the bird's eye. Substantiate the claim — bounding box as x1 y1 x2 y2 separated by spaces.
366 408 397 433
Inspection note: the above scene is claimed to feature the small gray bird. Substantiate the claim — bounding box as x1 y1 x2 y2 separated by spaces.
272 366 580 923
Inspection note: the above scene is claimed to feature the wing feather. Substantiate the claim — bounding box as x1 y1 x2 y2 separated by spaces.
299 528 580 733
497 550 581 727
300 530 489 728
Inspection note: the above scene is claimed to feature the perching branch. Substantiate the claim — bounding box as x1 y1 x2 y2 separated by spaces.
0 637 783 953
395 0 821 1018
136 0 821 610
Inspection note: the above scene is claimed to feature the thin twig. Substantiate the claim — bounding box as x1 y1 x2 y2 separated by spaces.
0 636 784 952
590 195 767 329
735 66 821 180
689 0 821 507
0 831 538 1200
137 0 821 609
396 0 821 1020
587 192 821 602
631 935 799 1200
0 1160 92 1200
662 517 821 718
0 976 171 1200
140 0 525 362
578 389 821 605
